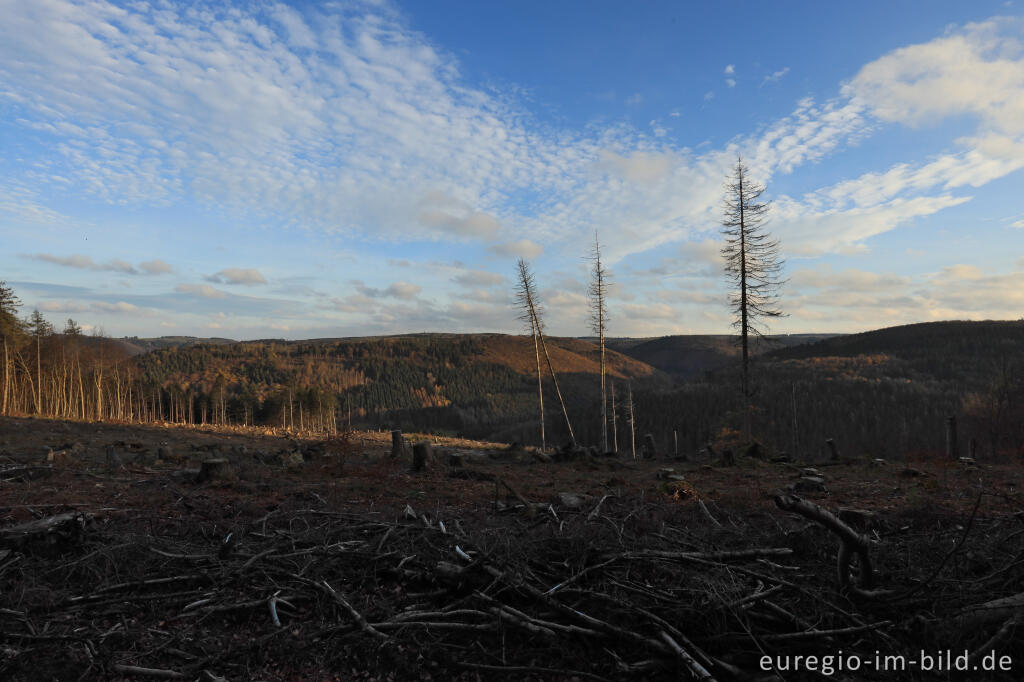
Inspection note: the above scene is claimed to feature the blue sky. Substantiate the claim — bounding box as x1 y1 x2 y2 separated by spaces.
1 0 1023 339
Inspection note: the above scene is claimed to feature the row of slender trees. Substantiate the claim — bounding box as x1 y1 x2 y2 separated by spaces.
0 281 270 428
2 283 118 421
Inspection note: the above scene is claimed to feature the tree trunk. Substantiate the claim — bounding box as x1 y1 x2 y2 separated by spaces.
538 333 574 445
610 381 618 453
532 318 545 452
628 382 636 460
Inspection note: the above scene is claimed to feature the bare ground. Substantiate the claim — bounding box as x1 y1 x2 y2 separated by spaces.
1 416 1022 681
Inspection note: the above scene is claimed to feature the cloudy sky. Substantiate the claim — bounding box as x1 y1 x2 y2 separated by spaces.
2 0 1023 339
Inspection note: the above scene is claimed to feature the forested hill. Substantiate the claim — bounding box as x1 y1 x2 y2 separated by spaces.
117 336 238 355
607 333 840 378
628 320 1024 462
767 320 1024 382
134 334 668 444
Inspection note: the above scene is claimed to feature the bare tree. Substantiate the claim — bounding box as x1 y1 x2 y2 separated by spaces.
515 260 545 451
588 232 610 452
627 381 636 460
515 258 575 447
721 156 785 440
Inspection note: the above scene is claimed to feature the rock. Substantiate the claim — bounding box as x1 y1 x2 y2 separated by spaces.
656 468 676 480
555 492 585 510
900 467 927 478
157 445 175 462
447 452 463 468
801 467 822 477
958 457 977 467
665 474 687 482
871 458 888 467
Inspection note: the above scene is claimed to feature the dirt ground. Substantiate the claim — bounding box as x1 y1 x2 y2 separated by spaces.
1 416 1022 681
0 416 1014 516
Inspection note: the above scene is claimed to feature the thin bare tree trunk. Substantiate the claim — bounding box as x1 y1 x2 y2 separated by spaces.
538 333 574 445
532 316 545 452
628 382 636 460
610 380 618 453
2 336 8 415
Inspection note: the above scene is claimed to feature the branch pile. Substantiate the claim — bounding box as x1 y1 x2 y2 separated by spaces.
1 491 1022 681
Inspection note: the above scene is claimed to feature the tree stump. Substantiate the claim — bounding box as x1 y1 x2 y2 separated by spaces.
105 444 124 471
642 433 656 459
412 441 432 472
197 458 235 483
826 438 839 461
945 416 959 459
391 430 407 459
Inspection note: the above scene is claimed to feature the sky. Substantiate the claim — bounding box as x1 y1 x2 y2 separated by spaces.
1 0 1023 339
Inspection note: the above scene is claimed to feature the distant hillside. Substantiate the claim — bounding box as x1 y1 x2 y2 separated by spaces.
607 333 841 378
126 322 1024 457
135 333 667 444
768 321 1024 383
118 335 238 355
628 321 1024 461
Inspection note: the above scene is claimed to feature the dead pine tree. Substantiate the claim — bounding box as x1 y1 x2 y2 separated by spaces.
515 259 575 448
720 155 785 441
587 232 610 453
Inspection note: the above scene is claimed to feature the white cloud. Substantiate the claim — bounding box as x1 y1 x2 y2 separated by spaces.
176 283 227 299
724 64 735 75
725 78 736 88
761 67 790 86
452 270 505 288
207 268 267 285
92 301 142 314
139 259 173 275
488 239 544 259
625 93 644 106
353 280 421 300
774 193 971 256
844 18 1024 135
25 253 137 273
